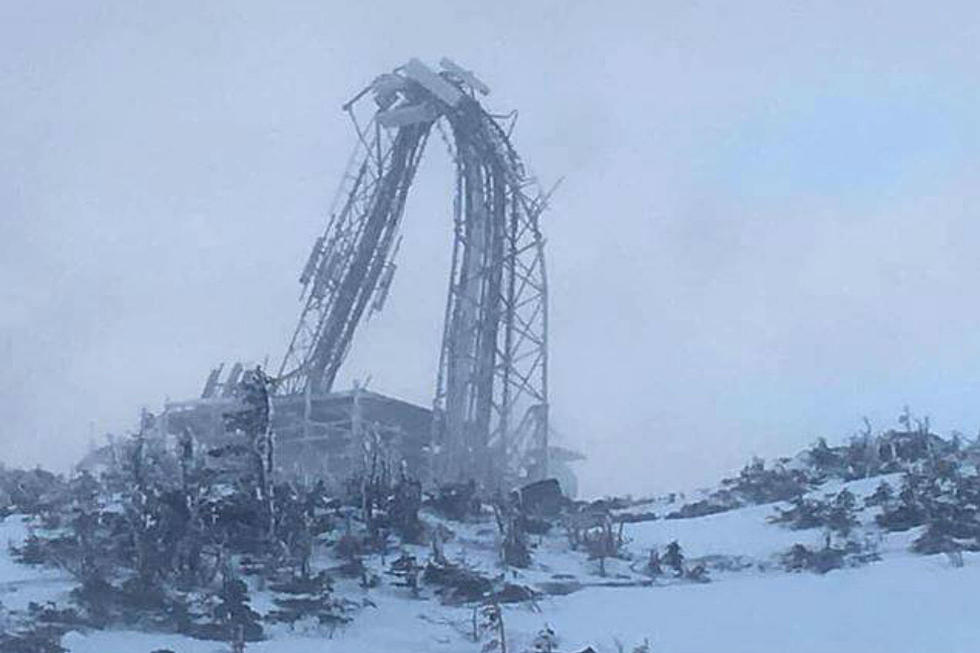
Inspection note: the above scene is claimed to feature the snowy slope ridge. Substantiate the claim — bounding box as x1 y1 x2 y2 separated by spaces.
2 424 979 652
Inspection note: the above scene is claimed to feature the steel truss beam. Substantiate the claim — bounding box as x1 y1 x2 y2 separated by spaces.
278 59 550 488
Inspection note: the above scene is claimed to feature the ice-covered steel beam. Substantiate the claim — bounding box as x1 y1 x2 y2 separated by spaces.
277 58 550 488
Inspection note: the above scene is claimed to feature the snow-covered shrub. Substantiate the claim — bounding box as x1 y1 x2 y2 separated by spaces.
582 515 625 577
663 540 684 576
474 602 506 653
863 480 895 508
0 467 66 517
878 467 980 554
387 553 422 596
613 636 651 653
9 534 46 566
780 543 844 574
728 457 813 503
493 495 532 569
424 558 493 605
645 548 663 577
826 489 859 536
530 624 558 652
191 576 263 643
429 480 481 521
667 456 813 519
0 626 68 653
684 563 710 583
265 572 352 634
665 496 738 520
770 489 858 536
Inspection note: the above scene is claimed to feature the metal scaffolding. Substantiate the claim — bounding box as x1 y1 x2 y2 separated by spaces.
276 58 551 488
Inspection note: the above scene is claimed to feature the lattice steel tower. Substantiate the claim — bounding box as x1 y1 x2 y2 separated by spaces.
276 58 551 488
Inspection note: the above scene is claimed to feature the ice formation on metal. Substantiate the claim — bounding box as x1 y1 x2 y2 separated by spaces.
276 58 551 487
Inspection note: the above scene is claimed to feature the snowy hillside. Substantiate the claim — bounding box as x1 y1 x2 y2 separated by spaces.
0 460 980 653
2 426 978 652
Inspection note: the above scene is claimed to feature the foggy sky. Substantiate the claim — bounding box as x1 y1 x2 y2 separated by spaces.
2 1 979 497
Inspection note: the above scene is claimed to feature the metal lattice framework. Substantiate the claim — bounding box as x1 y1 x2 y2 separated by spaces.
277 58 550 487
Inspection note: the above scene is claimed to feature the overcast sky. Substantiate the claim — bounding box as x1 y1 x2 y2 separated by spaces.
2 1 979 496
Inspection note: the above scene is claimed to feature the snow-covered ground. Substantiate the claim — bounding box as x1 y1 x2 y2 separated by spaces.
0 516 75 613
502 554 980 653
4 472 977 652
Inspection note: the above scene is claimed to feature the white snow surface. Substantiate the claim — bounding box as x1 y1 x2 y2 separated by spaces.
4 473 977 652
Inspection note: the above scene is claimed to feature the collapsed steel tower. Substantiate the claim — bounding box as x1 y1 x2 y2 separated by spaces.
276 58 550 488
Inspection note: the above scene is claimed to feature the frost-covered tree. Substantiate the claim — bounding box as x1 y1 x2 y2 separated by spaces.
646 548 663 577
826 489 859 537
663 540 684 576
531 624 558 652
220 366 275 542
196 575 263 643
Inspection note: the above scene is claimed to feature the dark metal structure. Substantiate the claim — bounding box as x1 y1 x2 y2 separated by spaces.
275 58 551 487
162 388 432 484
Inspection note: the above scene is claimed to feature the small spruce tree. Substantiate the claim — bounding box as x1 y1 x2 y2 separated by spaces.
663 540 684 576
